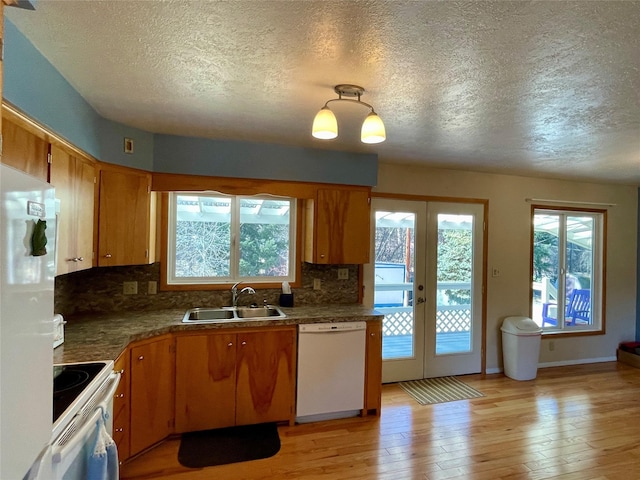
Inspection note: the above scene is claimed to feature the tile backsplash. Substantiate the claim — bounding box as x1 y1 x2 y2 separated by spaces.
55 263 360 316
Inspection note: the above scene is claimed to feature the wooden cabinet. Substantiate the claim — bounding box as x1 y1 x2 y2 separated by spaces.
304 188 371 264
235 329 296 426
363 320 383 415
50 145 96 275
112 350 130 463
97 164 155 266
1 117 48 181
175 332 237 432
130 336 174 456
175 327 296 433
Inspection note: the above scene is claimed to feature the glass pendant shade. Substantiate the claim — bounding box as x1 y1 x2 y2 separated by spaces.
312 107 338 139
361 112 386 144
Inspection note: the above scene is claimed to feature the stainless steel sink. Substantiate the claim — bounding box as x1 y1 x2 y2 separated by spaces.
182 306 286 323
235 306 286 319
183 308 235 322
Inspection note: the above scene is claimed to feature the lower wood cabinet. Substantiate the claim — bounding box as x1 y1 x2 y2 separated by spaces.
129 335 175 456
364 320 383 414
114 321 378 462
112 350 130 463
175 327 296 433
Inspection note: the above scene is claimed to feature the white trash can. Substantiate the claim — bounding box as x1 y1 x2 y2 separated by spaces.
501 316 542 381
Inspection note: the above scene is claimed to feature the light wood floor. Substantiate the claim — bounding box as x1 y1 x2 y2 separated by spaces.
120 362 640 480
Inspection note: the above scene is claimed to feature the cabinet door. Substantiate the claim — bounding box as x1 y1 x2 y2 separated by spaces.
364 321 383 415
175 333 236 432
112 350 130 462
50 145 95 275
130 337 174 456
309 189 371 264
235 328 296 426
98 167 151 266
1 118 48 181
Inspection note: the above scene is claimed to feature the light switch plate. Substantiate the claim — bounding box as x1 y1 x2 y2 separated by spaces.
338 268 349 280
148 281 157 295
313 278 321 290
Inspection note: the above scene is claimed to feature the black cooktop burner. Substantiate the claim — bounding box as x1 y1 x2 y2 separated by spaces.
53 362 105 423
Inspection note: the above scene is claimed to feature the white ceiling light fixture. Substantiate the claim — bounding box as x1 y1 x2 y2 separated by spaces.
312 84 386 144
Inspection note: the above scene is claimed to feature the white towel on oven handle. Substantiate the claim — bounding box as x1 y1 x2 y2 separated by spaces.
87 408 118 480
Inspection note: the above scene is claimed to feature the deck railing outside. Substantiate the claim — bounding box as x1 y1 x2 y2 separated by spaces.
374 281 472 336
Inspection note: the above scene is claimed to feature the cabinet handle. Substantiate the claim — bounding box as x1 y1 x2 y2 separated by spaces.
227 342 233 347
320 254 325 258
119 369 125 374
116 393 125 398
241 341 247 346
76 257 84 262
370 333 376 336
104 253 112 258
115 428 124 432
138 355 144 360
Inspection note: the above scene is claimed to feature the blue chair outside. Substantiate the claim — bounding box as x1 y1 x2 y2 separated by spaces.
542 289 591 327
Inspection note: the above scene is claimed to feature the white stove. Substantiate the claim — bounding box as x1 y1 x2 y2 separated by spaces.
51 360 120 479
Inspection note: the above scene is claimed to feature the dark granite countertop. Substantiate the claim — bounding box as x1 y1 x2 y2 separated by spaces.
54 304 383 364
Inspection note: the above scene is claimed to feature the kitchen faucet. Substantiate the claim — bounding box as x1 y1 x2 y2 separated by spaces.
231 282 256 308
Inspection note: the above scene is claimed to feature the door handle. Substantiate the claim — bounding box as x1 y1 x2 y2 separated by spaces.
416 297 426 304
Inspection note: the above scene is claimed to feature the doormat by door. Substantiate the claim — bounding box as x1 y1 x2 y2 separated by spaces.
178 422 281 468
399 376 485 405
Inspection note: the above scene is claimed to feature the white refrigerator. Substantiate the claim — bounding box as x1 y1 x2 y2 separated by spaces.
0 164 56 479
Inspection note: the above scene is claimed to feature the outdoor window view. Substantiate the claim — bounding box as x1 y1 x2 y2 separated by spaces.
374 211 474 360
532 208 603 332
167 193 295 284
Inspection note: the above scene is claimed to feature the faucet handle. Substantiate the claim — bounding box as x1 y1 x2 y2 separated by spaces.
231 281 242 291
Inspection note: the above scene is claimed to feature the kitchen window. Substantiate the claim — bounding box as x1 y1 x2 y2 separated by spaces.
167 192 296 285
531 207 606 334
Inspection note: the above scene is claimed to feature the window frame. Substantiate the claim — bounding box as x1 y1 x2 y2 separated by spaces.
530 205 607 336
164 191 298 289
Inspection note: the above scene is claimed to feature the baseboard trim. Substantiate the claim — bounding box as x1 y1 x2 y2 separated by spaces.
488 356 617 375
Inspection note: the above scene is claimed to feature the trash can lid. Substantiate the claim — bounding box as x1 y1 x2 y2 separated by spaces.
501 316 542 335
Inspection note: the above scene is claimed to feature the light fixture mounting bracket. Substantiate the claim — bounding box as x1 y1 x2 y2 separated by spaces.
334 84 365 100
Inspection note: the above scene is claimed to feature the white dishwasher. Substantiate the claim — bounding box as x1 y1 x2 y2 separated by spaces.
296 322 366 423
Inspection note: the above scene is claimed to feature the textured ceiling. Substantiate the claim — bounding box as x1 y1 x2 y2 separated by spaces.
6 0 640 185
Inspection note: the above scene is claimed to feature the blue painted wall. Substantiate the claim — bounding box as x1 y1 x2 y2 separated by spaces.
4 19 377 185
153 135 377 186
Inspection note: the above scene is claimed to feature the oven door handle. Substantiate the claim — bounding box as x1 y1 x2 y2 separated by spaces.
51 372 120 464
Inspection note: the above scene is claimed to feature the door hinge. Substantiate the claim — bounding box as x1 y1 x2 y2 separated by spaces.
47 153 52 164
147 185 151 194
145 249 149 258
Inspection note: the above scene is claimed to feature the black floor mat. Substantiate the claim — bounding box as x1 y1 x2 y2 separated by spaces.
178 422 281 468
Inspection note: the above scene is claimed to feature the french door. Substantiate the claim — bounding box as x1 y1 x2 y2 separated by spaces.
364 198 485 382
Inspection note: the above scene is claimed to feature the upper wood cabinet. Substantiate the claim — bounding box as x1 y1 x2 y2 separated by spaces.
97 163 155 267
1 117 48 181
129 336 174 457
304 188 371 264
50 145 96 275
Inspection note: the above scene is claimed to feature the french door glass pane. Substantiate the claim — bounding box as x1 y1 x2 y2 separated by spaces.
435 214 473 354
374 211 415 360
174 195 231 277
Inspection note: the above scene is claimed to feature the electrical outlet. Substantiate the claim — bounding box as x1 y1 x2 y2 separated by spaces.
148 281 157 295
338 268 349 280
313 278 321 290
492 268 501 277
123 281 138 295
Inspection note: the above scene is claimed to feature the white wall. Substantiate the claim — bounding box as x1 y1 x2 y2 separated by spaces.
374 162 638 373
